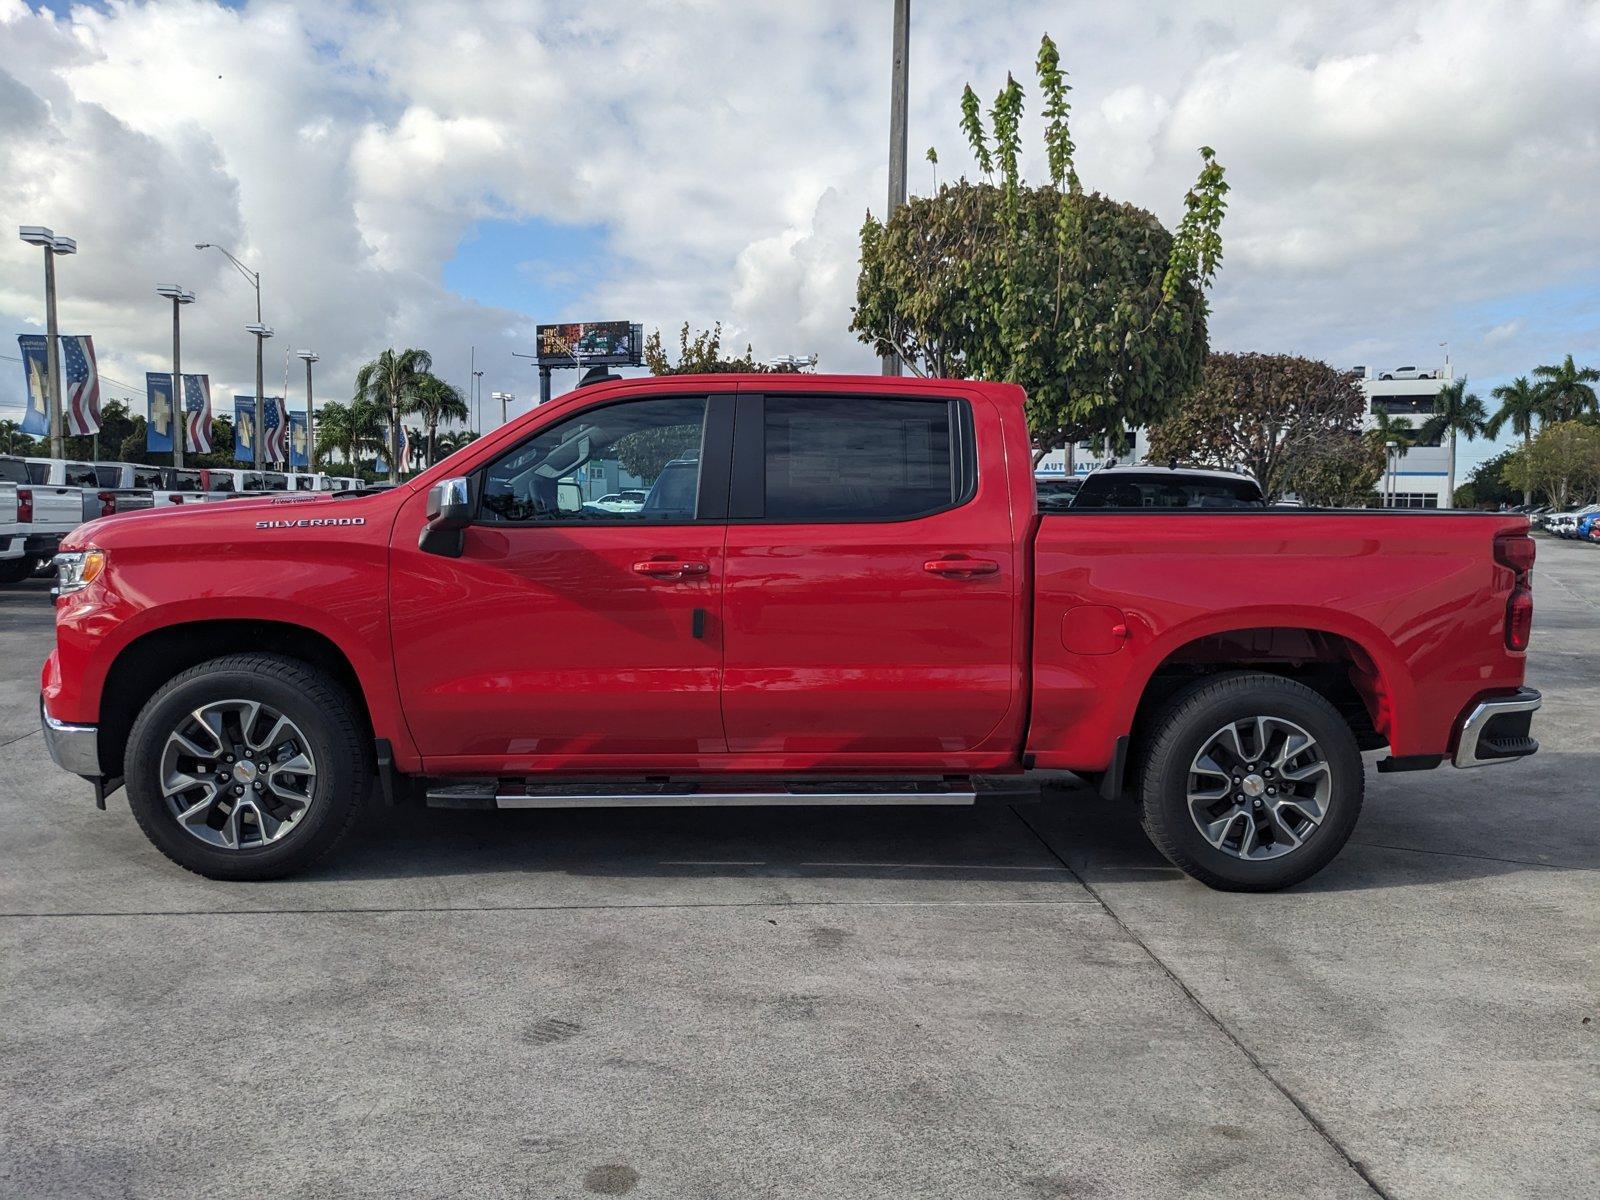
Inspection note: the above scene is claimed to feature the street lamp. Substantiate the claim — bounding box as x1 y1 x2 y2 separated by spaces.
491 392 514 427
473 369 485 434
19 226 76 459
245 324 274 467
297 351 320 472
196 243 268 464
1385 439 1400 508
155 286 196 468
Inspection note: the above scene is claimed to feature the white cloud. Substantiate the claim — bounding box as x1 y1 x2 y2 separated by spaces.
0 0 1596 444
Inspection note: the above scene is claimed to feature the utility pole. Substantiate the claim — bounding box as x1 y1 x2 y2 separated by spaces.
882 0 910 376
156 286 195 467
298 351 320 472
469 345 477 433
19 227 74 459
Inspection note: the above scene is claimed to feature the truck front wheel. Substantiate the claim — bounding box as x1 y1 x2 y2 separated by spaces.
124 654 371 880
1137 672 1364 891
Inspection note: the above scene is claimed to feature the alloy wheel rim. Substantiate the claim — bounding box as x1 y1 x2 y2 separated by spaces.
159 699 318 850
1186 715 1331 861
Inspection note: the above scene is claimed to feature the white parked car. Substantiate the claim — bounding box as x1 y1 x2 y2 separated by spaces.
589 489 648 513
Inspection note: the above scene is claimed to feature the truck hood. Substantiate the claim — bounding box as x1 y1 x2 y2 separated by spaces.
64 491 397 552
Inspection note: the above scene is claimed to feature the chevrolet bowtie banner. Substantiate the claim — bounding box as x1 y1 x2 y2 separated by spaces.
146 372 175 453
233 396 255 463
288 410 309 468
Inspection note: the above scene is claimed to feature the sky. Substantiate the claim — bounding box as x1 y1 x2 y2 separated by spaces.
2 0 1597 476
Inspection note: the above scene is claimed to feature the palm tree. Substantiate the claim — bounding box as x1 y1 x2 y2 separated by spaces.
0 419 20 455
353 348 432 483
410 374 470 466
1421 377 1488 507
1532 354 1599 423
314 398 387 467
435 429 480 458
1366 412 1416 506
1487 377 1545 506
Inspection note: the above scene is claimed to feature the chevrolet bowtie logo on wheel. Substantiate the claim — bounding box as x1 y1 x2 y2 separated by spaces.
254 517 366 529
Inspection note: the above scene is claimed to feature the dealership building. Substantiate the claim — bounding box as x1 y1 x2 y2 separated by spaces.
1034 359 1455 508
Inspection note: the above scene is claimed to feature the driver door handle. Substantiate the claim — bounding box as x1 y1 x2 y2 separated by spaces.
632 559 710 579
923 557 999 578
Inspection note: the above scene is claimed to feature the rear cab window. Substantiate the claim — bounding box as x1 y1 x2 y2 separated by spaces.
1070 472 1264 510
757 395 970 521
0 458 29 484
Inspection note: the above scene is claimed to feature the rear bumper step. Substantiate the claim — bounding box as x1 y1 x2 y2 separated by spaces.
424 776 1040 810
1453 687 1541 768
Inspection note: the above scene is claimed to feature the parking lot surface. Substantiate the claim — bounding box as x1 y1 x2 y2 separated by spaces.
2 540 1596 1199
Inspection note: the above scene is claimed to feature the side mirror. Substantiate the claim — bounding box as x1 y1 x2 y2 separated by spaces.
419 476 472 558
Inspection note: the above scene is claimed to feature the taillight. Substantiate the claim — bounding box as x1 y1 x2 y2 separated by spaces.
17 487 32 524
1494 533 1536 574
1495 532 1535 651
1507 589 1533 651
98 490 116 517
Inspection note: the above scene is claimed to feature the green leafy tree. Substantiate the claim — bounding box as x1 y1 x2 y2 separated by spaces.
642 323 802 375
1486 377 1545 505
852 34 1228 462
1458 449 1522 510
1420 377 1488 507
1532 354 1599 423
1145 353 1366 502
1505 420 1600 509
353 347 432 483
0 419 21 455
1290 432 1386 508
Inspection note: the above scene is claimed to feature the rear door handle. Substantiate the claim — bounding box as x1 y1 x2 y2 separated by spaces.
923 557 999 577
632 559 710 579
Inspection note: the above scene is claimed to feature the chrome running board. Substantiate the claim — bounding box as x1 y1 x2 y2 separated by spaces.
424 776 1039 810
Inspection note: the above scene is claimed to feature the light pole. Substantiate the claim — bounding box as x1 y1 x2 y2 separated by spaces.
196 242 266 463
155 286 196 467
1385 440 1400 507
19 226 76 459
882 0 910 377
246 324 274 467
473 370 484 433
492 392 513 427
298 351 320 472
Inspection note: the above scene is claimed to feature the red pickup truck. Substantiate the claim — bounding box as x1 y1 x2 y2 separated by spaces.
41 374 1541 891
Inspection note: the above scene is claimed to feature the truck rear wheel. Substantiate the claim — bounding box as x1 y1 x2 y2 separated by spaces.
124 654 371 880
1137 672 1364 891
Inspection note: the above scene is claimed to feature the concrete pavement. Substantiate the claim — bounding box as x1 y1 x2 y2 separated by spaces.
1 540 1595 1198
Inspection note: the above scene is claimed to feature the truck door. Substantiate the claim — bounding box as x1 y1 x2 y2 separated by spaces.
390 391 732 768
719 389 1019 762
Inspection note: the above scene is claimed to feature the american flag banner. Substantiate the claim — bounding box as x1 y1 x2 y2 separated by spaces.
262 395 289 465
184 374 212 454
61 335 101 436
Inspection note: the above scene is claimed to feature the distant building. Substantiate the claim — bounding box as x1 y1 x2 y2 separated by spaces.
1358 362 1451 508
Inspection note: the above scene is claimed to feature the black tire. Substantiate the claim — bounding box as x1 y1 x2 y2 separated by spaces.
125 653 371 880
1137 672 1364 892
0 556 38 585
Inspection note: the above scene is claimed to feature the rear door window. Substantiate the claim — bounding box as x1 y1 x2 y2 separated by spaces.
760 396 964 521
132 468 164 489
208 473 236 493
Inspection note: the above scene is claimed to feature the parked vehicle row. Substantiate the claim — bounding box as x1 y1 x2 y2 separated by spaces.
1540 504 1600 541
0 454 368 584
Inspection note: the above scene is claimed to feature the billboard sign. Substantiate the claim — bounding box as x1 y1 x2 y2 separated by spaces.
535 321 642 367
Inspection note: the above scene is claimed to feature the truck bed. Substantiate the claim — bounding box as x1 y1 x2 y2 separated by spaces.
1025 509 1531 772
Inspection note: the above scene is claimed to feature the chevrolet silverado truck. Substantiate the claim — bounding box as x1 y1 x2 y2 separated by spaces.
41 374 1541 890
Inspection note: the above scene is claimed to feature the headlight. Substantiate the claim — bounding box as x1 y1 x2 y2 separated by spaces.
54 549 107 596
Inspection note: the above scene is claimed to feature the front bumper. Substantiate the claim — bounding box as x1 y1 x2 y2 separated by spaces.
1453 687 1541 768
40 696 100 777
